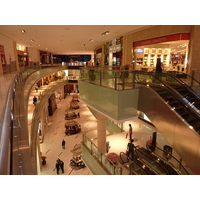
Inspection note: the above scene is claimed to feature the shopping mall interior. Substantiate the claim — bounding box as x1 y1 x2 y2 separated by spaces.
1 4 199 198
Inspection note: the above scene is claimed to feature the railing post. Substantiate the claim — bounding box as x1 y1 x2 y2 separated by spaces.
100 69 102 86
191 70 194 87
115 71 117 90
132 71 135 89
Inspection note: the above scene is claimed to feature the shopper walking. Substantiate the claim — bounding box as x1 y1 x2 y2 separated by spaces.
33 96 37 106
59 160 64 174
128 124 132 140
55 160 60 174
62 139 66 149
127 139 136 161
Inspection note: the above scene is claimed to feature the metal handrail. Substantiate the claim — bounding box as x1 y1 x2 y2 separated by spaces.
0 75 15 174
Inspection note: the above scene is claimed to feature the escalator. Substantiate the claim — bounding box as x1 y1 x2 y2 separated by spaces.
135 72 200 135
135 71 200 174
119 152 157 175
135 147 179 175
150 84 200 134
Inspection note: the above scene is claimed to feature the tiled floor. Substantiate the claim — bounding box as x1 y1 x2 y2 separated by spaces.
27 80 180 175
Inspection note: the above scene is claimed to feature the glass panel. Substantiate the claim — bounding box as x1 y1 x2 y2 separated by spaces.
91 143 101 162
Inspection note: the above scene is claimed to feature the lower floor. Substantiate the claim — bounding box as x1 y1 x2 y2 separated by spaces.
31 90 184 175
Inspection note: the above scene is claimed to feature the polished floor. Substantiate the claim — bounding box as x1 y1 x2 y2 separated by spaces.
27 80 183 175
0 71 186 175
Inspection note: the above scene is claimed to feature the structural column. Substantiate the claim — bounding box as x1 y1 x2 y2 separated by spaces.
97 112 107 154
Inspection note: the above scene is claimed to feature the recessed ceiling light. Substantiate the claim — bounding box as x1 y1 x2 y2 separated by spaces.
20 29 26 34
102 31 110 36
30 39 34 42
89 39 93 42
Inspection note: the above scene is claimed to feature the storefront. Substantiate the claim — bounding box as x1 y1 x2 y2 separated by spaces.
133 33 190 73
105 37 123 66
40 51 52 65
16 44 28 68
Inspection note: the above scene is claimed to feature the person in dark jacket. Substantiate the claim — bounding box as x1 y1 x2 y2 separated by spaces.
156 58 163 73
62 139 66 149
127 139 136 160
59 160 64 174
55 160 60 174
33 96 37 105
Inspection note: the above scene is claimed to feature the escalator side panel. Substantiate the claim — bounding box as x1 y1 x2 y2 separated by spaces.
137 86 200 174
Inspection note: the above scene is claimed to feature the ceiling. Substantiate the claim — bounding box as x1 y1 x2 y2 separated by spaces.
0 25 152 55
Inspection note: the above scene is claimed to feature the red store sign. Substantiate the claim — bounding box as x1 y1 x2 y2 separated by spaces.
133 33 190 47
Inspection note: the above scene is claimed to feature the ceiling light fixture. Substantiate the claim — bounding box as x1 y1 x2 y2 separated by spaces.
89 39 93 42
30 39 34 42
102 31 110 36
20 29 27 34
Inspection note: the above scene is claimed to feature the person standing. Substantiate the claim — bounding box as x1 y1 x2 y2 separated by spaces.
128 124 132 140
62 139 66 149
127 139 136 160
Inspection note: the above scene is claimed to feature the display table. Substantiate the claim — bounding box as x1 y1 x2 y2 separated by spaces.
65 120 81 135
65 109 77 120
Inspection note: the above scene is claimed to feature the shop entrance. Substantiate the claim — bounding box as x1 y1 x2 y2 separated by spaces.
133 33 190 73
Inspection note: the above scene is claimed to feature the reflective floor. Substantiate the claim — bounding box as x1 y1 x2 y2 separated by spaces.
27 81 181 175
0 71 185 175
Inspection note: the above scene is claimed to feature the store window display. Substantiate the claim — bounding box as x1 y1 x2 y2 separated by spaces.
133 33 189 73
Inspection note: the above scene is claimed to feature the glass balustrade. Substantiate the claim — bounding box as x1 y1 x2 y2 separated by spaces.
1 64 198 174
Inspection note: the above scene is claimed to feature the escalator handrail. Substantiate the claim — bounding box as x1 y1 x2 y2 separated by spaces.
119 151 156 175
154 146 190 175
135 71 200 132
150 151 181 175
163 72 200 100
136 147 169 175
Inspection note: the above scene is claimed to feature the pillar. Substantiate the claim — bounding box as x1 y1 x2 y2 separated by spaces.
188 25 200 80
97 112 107 154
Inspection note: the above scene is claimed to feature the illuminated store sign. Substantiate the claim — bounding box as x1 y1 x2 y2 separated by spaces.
133 33 190 47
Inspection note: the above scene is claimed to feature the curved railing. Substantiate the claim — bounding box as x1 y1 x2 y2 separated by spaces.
0 67 40 174
0 74 15 174
1 64 199 174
